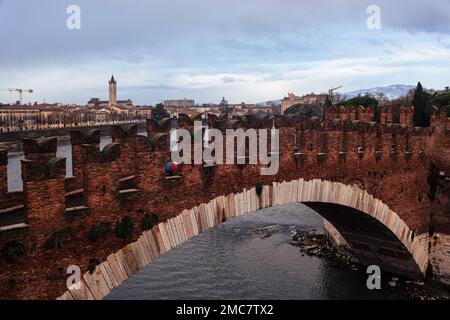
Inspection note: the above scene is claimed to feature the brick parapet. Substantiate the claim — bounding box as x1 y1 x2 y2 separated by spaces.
23 137 57 164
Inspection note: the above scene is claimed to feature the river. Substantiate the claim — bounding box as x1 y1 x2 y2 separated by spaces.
105 203 406 300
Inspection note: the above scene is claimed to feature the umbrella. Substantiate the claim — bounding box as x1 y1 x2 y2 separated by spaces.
164 162 178 172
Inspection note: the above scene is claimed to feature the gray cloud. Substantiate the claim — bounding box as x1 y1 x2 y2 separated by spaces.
1 0 449 63
0 0 449 104
222 76 238 84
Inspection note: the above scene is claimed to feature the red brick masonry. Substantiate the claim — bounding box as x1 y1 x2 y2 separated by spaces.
0 108 448 299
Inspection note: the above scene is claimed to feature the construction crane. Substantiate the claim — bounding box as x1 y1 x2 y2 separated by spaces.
0 88 34 104
328 85 343 95
327 85 343 106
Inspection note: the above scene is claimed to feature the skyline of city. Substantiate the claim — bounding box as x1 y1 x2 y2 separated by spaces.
1 0 450 105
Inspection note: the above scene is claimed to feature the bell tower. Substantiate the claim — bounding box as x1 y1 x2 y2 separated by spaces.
109 75 117 108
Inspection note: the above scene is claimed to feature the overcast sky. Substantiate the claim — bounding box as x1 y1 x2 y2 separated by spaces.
0 0 449 105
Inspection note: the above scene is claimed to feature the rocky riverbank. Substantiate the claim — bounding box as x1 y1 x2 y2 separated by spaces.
292 230 450 300
293 230 360 269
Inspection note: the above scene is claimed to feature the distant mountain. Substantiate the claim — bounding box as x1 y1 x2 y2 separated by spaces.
343 84 415 100
257 84 415 106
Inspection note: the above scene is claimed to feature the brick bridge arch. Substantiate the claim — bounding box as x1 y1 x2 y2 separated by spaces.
57 178 428 300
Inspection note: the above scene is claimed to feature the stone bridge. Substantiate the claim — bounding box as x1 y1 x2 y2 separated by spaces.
0 109 448 299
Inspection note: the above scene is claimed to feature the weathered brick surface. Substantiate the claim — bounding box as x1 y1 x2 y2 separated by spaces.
0 149 8 205
23 137 57 164
0 109 448 299
70 129 100 189
325 105 375 122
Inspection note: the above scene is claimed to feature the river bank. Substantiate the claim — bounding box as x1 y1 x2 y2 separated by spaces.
292 230 450 300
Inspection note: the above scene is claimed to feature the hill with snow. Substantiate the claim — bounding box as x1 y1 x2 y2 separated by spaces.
343 84 415 100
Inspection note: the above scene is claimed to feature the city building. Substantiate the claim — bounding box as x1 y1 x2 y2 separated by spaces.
164 105 220 117
281 92 328 114
281 92 301 114
0 76 150 133
87 75 134 112
163 98 195 108
227 103 272 116
109 75 117 107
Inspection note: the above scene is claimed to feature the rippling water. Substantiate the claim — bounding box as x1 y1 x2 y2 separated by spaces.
106 204 406 300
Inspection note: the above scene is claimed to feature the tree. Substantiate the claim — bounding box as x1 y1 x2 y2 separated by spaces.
152 103 169 121
284 103 322 118
412 82 431 127
324 95 332 108
337 95 378 108
431 90 450 117
322 96 333 120
374 92 388 104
